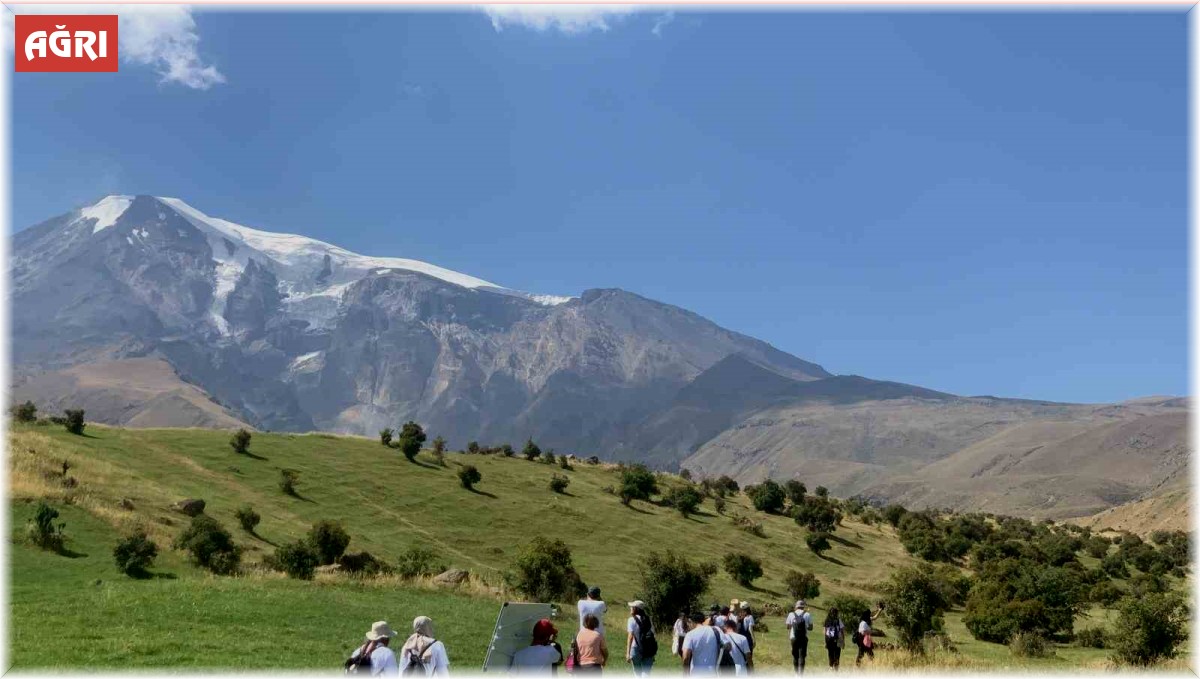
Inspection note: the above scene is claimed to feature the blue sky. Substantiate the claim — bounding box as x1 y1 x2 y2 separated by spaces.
12 8 1188 403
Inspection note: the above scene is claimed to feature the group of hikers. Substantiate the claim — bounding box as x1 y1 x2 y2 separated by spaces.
346 587 885 676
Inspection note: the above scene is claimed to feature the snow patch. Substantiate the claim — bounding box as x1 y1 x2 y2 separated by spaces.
79 196 134 233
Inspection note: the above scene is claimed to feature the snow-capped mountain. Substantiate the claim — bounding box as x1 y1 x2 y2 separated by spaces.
12 195 828 445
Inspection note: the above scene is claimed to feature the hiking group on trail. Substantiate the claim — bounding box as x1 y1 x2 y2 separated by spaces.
346 589 886 676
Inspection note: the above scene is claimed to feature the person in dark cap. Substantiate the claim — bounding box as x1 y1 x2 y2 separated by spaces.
578 586 608 636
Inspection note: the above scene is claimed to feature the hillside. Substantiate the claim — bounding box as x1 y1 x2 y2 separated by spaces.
9 422 1138 671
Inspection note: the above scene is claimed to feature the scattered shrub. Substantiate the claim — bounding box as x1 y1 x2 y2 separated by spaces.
963 558 1085 643
883 504 908 528
10 400 37 423
271 466 300 496
814 486 829 498
679 468 693 481
63 409 86 435
339 551 390 576
1009 632 1052 658
731 513 765 538
745 480 786 514
784 570 821 600
234 505 261 533
806 531 831 556
380 428 394 447
397 421 427 461
722 552 763 587
396 546 445 579
1075 627 1109 649
27 502 66 552
113 530 158 577
306 520 351 565
173 515 240 575
638 550 717 632
1084 535 1110 559
1112 592 1189 666
619 464 659 506
508 537 586 602
1090 581 1122 608
785 479 807 506
274 540 320 579
882 565 950 652
432 437 447 466
665 485 703 517
794 496 840 534
230 428 252 455
500 444 515 457
827 594 871 624
549 474 570 494
522 438 542 461
467 441 480 454
713 496 726 514
558 455 572 471
458 465 482 490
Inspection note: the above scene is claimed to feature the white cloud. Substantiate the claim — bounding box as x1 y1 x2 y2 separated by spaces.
5 4 224 89
482 5 638 34
651 12 674 37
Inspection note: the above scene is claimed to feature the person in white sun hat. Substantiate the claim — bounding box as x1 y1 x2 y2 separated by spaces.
626 600 658 676
346 620 399 675
399 616 451 677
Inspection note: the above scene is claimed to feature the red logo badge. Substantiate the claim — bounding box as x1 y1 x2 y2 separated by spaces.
15 15 118 72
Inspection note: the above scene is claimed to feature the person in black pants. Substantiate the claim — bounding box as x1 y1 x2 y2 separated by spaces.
823 608 845 671
785 600 812 674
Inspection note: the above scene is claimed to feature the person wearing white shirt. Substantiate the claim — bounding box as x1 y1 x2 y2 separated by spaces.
681 612 729 676
720 619 753 675
671 612 688 657
398 616 450 677
734 602 755 653
510 618 564 675
786 600 814 674
626 600 657 676
578 586 607 637
348 621 400 676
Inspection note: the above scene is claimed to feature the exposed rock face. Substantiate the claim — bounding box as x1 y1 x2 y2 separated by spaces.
433 569 469 585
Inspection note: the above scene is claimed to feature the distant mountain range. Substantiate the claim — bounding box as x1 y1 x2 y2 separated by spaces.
11 195 1189 519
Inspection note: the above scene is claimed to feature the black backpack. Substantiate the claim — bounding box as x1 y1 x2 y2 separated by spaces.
714 628 736 672
345 642 376 675
635 613 658 659
737 617 754 651
403 640 435 676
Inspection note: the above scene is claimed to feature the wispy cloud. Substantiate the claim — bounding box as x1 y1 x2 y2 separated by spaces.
4 4 224 90
651 12 675 37
482 5 638 35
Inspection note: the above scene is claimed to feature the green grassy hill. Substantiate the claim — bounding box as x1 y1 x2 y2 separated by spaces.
8 423 1137 671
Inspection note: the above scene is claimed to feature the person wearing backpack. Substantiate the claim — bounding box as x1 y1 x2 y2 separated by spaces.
346 621 399 676
734 603 755 654
822 608 845 671
510 619 565 675
625 601 658 677
398 616 450 677
681 611 730 676
785 600 813 674
720 619 753 675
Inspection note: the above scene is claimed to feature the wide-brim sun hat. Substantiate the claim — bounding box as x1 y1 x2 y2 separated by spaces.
629 600 645 609
366 621 398 641
740 601 751 610
795 600 806 610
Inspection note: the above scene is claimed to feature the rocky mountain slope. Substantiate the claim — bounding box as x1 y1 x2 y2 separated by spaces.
11 195 1188 519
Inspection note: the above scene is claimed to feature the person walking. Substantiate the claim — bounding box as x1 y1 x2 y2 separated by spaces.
853 607 883 667
720 619 753 676
510 619 564 675
626 601 657 677
576 614 609 674
671 611 688 658
734 603 755 655
346 621 399 676
822 608 845 671
785 600 813 674
579 587 608 636
399 616 450 677
682 612 730 676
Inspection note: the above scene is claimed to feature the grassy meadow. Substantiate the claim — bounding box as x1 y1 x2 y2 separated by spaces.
7 423 1175 671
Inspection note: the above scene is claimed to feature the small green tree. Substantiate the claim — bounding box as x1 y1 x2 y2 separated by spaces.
173 515 240 575
784 570 821 600
307 520 351 565
499 444 515 457
279 469 301 496
815 486 829 498
458 465 482 490
28 502 66 552
396 546 445 579
235 505 261 534
785 479 807 506
508 537 586 602
274 540 320 580
230 428 252 455
723 552 764 587
63 409 86 435
558 455 572 471
113 530 158 577
1112 592 1189 666
806 531 831 556
380 428 394 447
467 441 480 454
397 421 426 461
794 497 839 534
549 474 570 494
882 565 951 652
543 449 556 465
522 438 542 461
679 468 693 481
638 550 717 632
745 480 787 514
10 400 37 423
619 464 659 506
665 485 703 517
